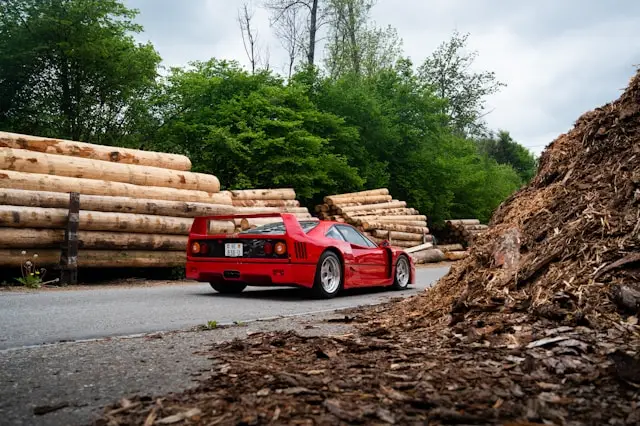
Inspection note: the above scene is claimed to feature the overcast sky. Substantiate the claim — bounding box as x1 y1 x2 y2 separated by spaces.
124 0 640 156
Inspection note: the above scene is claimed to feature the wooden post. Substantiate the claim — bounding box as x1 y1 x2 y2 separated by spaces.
59 192 80 285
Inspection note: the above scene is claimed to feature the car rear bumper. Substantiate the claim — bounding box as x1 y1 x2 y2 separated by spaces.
186 260 317 288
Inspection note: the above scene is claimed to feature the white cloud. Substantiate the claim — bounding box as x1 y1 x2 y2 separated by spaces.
125 0 640 156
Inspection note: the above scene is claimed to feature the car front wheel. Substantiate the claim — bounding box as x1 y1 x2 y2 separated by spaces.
312 251 343 299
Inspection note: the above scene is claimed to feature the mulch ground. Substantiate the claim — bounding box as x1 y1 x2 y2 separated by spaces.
93 70 640 425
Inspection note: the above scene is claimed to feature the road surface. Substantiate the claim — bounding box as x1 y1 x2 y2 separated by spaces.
0 266 449 350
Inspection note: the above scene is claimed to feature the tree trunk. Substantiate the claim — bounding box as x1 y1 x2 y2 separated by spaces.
308 0 318 65
233 206 309 215
445 251 469 261
0 170 232 204
0 131 192 171
0 249 186 268
463 224 488 231
410 248 446 264
0 205 238 235
446 219 480 226
325 194 392 206
405 242 434 254
435 244 464 252
0 228 187 250
366 235 421 249
343 208 417 219
232 199 300 207
238 216 318 230
372 230 424 242
349 214 426 223
323 188 389 202
361 220 427 228
230 188 296 200
360 222 429 234
0 188 235 218
0 148 219 192
338 201 407 214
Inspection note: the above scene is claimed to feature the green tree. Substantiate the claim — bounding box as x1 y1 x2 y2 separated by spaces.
151 59 363 203
0 0 161 144
476 130 538 183
417 30 505 138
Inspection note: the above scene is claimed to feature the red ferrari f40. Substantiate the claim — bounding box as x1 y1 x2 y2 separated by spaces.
186 213 415 298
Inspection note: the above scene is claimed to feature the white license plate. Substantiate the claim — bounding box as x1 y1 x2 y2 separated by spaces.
225 243 243 257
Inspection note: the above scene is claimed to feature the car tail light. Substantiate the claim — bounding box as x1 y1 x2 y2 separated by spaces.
274 242 287 255
191 242 201 254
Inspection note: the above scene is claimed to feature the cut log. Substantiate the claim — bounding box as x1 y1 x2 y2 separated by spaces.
0 205 237 235
237 217 319 231
231 199 300 208
372 230 424 242
343 208 418 219
410 248 446 264
463 224 488 231
445 250 469 261
0 228 187 250
325 195 392 206
0 249 186 268
446 219 481 226
350 214 426 223
366 236 419 248
0 188 235 218
361 220 427 228
230 189 296 200
0 131 192 171
405 243 434 254
0 170 232 204
436 244 464 253
232 206 309 215
361 222 429 234
323 189 389 203
0 148 220 192
337 201 407 214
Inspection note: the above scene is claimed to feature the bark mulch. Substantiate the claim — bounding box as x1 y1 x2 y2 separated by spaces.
93 69 640 425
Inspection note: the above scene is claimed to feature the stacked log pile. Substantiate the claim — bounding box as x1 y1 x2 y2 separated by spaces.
229 188 315 230
315 189 431 249
438 219 488 247
405 243 470 265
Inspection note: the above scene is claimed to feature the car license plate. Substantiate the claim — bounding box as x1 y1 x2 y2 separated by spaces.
225 243 243 257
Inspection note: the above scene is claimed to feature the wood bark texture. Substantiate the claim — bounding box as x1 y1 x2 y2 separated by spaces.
0 228 187 250
0 188 235 218
0 170 233 204
231 199 300 208
323 188 389 203
230 189 296 200
338 201 407 214
372 230 424 242
446 219 481 226
0 148 220 192
361 222 429 234
436 244 464 252
410 248 446 264
325 195 392 206
0 131 192 171
445 251 469 261
0 249 186 267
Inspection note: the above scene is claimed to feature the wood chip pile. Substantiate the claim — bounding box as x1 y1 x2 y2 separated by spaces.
315 189 431 249
0 131 309 270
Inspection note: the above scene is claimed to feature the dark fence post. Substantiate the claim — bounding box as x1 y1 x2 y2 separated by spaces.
60 192 80 286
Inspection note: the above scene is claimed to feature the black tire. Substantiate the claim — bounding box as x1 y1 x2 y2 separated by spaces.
210 282 247 294
311 251 343 299
391 255 411 290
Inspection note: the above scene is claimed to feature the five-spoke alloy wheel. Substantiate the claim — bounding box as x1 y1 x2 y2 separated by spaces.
312 251 343 299
392 255 410 290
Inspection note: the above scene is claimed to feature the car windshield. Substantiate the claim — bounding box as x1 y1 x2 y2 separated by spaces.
239 220 319 235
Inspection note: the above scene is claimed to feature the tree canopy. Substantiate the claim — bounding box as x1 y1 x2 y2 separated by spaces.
0 0 539 224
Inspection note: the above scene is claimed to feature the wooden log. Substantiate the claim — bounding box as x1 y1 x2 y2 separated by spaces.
361 222 429 234
0 148 220 192
0 188 235 218
435 244 464 253
232 206 309 214
238 217 319 231
0 249 186 268
372 230 424 242
446 219 480 226
405 243 434 254
323 189 389 203
337 201 407 214
362 220 427 228
325 194 392 206
0 131 192 171
232 199 300 208
0 228 187 250
231 189 296 200
343 208 417 219
445 251 469 261
463 224 488 231
0 205 236 235
350 214 426 223
0 170 232 204
410 248 446 264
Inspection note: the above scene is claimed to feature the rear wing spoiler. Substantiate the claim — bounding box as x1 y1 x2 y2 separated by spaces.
189 212 313 236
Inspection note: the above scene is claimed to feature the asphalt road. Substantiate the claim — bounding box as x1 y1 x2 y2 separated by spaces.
0 266 449 351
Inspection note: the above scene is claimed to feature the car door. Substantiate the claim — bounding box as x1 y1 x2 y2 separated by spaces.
335 225 387 285
324 225 361 284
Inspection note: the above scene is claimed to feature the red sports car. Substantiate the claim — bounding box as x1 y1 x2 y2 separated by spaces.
186 213 415 298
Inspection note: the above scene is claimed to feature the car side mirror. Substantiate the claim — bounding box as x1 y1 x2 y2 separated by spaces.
380 240 390 247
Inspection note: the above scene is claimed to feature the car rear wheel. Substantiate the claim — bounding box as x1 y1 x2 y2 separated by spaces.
312 251 343 299
210 282 247 294
392 255 410 290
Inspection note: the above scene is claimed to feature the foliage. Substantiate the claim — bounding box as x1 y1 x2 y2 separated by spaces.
417 30 506 138
0 0 161 144
476 130 538 183
150 59 363 204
